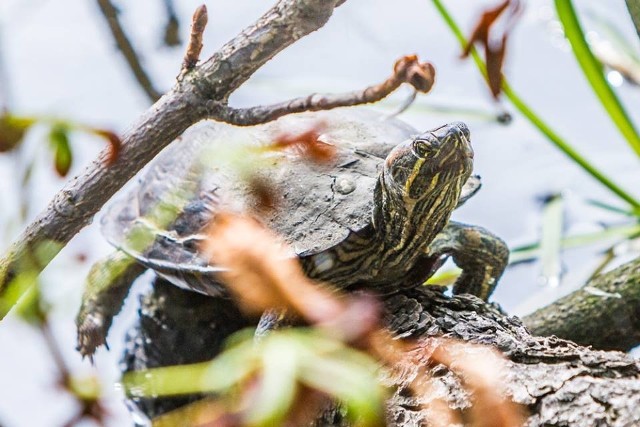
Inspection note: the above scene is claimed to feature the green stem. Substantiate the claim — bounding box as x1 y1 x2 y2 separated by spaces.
556 0 640 158
431 0 640 210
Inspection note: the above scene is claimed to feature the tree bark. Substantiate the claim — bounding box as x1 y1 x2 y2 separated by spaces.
523 257 640 352
122 278 640 426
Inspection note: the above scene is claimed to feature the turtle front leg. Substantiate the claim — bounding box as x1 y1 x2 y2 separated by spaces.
425 221 509 300
76 251 145 359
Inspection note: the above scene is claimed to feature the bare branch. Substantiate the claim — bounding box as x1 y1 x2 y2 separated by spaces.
212 55 436 126
0 0 343 310
96 0 163 102
181 5 208 74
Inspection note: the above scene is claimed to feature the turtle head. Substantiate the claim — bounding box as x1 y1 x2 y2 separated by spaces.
383 122 473 199
373 122 473 244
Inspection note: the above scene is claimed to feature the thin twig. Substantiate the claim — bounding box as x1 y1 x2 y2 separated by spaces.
181 5 208 74
41 320 71 383
213 55 435 126
96 0 162 102
42 320 106 426
384 87 417 119
162 0 181 47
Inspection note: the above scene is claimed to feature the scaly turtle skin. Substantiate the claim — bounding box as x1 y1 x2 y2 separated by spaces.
76 109 509 357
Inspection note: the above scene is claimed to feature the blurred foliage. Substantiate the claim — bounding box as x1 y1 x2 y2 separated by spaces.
49 124 73 177
125 328 387 427
0 114 36 152
0 112 121 177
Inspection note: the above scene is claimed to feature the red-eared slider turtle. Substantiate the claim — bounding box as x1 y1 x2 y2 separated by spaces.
76 109 509 356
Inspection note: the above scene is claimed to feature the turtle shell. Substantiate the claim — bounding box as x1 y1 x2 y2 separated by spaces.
101 109 475 292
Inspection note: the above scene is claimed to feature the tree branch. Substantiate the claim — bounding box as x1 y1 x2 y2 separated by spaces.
523 256 640 351
96 0 163 102
213 55 435 126
0 0 345 310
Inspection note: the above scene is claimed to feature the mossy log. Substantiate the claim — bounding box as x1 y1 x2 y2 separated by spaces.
523 257 640 351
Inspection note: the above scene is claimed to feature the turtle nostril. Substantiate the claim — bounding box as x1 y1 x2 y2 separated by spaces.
450 121 471 142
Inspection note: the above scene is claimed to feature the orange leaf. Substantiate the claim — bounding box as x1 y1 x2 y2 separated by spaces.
268 121 336 165
91 129 122 165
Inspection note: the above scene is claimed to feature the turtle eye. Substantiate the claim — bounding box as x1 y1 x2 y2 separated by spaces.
412 138 436 158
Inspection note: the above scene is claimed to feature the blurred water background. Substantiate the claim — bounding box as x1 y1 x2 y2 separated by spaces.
0 0 638 425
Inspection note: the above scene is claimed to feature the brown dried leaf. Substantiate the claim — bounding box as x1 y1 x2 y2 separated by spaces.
375 337 525 427
91 129 122 165
462 0 523 98
269 122 336 165
272 386 332 427
246 175 278 213
393 55 436 93
152 397 241 427
203 213 344 322
364 333 462 427
429 339 527 427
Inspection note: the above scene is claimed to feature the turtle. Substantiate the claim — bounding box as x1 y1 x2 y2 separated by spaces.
76 108 509 357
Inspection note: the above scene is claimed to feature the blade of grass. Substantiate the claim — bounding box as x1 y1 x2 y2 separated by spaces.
431 0 640 211
555 0 640 158
627 0 640 41
509 222 640 264
539 194 564 287
586 199 636 216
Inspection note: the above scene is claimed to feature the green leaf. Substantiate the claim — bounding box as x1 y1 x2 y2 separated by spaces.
12 277 45 325
246 336 299 425
49 124 73 176
0 272 35 320
299 347 385 426
425 267 461 285
122 328 386 426
123 335 257 397
0 114 36 152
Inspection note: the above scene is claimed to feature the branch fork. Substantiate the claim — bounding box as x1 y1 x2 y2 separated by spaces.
0 0 436 316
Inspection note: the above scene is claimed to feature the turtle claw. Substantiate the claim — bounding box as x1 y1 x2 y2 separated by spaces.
76 313 109 361
426 221 509 301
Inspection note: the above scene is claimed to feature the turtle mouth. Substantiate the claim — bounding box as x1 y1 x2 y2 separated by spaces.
450 121 474 160
460 132 474 159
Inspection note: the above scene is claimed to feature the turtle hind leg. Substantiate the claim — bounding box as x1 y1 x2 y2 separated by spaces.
76 251 146 360
426 221 509 300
